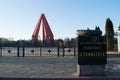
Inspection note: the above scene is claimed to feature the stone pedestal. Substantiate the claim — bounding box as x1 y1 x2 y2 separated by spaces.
76 29 107 77
77 64 106 76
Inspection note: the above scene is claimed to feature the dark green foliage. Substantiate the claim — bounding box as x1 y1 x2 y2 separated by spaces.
95 26 100 30
105 18 114 51
0 38 77 47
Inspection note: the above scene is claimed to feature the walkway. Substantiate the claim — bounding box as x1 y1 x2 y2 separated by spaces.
1 55 120 78
0 57 78 78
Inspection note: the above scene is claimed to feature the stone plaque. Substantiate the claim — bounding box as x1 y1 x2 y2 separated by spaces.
78 36 107 65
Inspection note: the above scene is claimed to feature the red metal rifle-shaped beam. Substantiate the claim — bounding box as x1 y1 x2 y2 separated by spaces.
32 13 54 45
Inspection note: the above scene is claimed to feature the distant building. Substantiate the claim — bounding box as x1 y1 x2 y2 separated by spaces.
118 23 120 53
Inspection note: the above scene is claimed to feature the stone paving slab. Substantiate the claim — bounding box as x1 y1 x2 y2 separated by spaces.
0 57 77 78
1 56 120 78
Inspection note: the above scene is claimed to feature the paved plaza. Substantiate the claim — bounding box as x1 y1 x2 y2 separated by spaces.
0 57 78 78
0 55 120 78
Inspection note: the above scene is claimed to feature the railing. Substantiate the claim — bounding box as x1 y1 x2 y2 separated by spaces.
0 46 77 57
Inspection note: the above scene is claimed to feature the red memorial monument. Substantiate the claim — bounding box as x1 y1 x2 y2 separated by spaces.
32 13 54 45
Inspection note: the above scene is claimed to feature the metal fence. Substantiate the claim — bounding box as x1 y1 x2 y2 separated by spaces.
0 46 77 57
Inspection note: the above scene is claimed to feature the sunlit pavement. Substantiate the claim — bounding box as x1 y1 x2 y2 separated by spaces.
0 57 78 78
0 56 120 78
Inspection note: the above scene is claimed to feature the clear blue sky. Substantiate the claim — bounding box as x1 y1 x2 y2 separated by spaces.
0 0 120 40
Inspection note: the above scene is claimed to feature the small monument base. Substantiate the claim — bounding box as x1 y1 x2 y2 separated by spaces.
77 64 106 76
